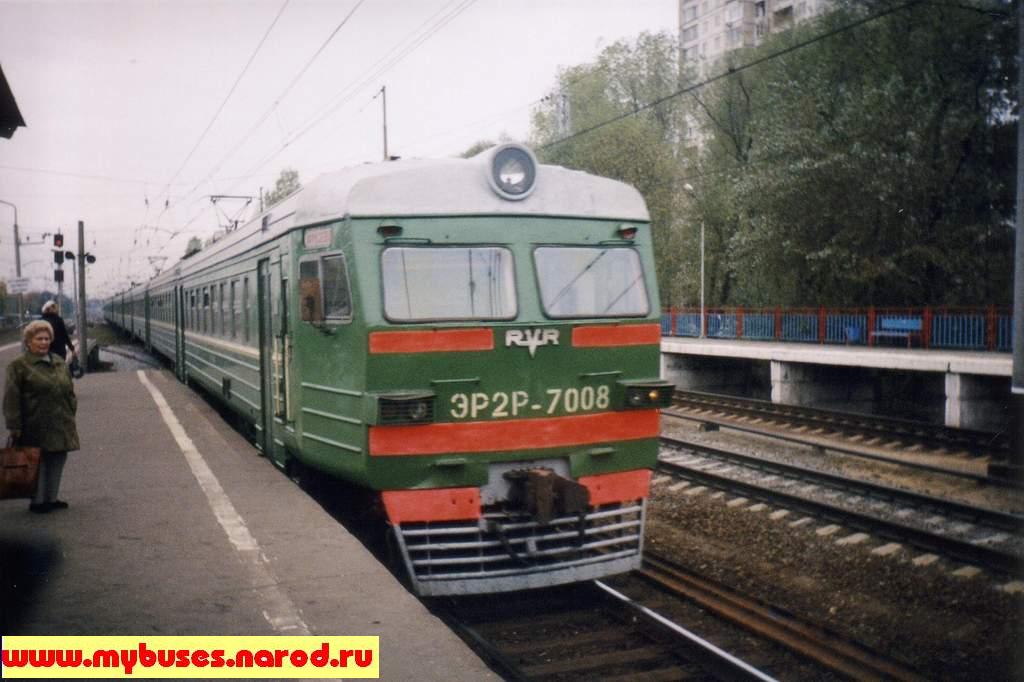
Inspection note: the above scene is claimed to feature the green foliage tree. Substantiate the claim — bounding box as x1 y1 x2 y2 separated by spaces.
530 4 1015 309
460 140 498 158
692 1 1016 307
530 32 697 304
263 168 302 209
183 237 202 259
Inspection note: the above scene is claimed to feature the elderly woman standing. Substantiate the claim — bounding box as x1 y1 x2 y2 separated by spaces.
3 320 80 513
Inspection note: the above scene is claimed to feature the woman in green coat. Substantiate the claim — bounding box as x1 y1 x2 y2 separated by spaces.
3 319 80 513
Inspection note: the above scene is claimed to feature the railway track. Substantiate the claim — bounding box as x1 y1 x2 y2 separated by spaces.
435 581 779 681
435 558 926 681
637 551 925 681
658 435 1024 577
670 389 1008 459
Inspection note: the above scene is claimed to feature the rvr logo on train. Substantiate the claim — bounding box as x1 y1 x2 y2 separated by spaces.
505 328 560 358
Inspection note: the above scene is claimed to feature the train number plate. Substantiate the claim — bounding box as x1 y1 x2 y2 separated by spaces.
449 386 610 420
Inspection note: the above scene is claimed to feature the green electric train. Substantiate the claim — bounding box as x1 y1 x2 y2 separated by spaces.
105 144 672 596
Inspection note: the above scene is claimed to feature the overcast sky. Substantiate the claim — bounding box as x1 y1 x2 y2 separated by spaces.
0 0 678 298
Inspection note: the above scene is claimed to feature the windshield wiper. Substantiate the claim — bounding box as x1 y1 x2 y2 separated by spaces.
546 250 609 310
601 273 644 313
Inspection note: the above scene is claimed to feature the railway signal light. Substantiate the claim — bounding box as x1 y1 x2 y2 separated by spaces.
54 251 64 264
54 269 63 283
53 233 63 248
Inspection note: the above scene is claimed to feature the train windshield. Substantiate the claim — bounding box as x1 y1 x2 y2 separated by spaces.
382 246 517 321
534 246 649 318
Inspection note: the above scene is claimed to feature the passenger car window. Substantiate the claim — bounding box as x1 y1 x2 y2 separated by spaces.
534 246 649 318
381 247 516 321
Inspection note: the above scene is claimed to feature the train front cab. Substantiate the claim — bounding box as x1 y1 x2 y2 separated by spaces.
292 203 670 596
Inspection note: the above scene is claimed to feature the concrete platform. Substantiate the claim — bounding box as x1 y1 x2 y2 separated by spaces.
661 337 1012 431
661 337 1011 376
0 348 496 680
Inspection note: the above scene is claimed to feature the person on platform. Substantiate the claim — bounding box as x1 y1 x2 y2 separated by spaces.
40 300 76 361
3 320 80 513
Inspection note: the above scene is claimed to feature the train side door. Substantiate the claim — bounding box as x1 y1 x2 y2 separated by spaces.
144 291 151 350
257 259 275 458
175 285 186 381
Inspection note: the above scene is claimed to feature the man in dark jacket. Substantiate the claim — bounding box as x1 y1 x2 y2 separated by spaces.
40 300 75 361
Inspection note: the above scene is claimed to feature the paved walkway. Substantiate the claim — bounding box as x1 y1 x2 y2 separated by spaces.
0 352 496 680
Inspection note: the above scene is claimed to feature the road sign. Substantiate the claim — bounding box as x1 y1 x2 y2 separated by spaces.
7 277 29 294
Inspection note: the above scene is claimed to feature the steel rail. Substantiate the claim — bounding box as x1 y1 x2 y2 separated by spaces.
593 580 777 682
637 551 926 682
655 458 1024 576
660 435 1024 533
436 581 780 681
672 389 1008 455
662 407 1019 489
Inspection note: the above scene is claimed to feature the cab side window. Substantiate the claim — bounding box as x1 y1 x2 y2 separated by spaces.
299 253 353 323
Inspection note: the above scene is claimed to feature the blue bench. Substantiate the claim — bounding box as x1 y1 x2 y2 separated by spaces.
870 318 922 347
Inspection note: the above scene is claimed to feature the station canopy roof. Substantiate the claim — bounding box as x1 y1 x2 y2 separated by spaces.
0 64 26 139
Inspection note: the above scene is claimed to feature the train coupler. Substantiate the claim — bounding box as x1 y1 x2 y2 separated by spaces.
504 468 590 526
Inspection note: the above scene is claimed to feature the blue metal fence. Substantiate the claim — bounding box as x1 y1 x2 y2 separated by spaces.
743 313 775 340
997 313 1013 352
661 307 1012 352
931 313 984 350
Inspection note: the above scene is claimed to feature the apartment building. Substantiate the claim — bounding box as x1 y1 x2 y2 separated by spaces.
680 0 833 75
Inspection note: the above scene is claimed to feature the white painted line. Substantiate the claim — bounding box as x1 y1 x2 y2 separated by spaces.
137 370 310 635
952 566 982 579
816 524 841 537
836 532 869 546
912 553 940 567
872 543 903 556
769 510 790 521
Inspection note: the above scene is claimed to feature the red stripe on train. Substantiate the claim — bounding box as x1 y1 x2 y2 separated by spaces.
578 469 651 506
369 328 494 354
379 469 651 524
571 323 661 347
381 488 481 523
369 410 659 456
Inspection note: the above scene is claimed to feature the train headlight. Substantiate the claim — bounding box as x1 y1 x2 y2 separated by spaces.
377 392 436 425
619 381 674 409
487 144 538 201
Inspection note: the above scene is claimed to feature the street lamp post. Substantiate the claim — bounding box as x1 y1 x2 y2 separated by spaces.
699 218 705 338
683 184 706 338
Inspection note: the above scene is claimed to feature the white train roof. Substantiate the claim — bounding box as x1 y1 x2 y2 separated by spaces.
296 152 650 224
131 146 650 294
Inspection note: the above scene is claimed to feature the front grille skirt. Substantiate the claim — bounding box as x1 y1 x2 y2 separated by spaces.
392 501 645 596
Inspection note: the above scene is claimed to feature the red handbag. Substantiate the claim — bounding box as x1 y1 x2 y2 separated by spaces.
0 444 41 499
